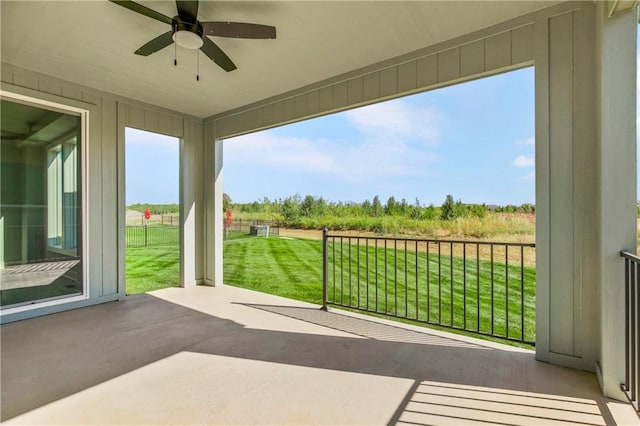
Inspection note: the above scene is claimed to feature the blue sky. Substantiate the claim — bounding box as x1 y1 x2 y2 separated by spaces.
126 128 179 205
126 32 639 206
225 67 535 206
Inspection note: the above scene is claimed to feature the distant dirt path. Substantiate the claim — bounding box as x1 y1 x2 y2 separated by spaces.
280 228 380 240
278 228 536 267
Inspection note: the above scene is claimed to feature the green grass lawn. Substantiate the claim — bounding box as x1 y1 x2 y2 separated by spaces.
124 231 252 295
126 225 179 248
224 235 535 345
126 245 180 295
224 236 324 303
125 233 536 345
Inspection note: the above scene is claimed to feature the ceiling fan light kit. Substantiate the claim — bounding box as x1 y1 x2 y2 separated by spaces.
172 18 204 49
109 0 276 74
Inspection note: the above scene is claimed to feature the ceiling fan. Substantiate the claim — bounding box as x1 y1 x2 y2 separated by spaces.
109 0 276 72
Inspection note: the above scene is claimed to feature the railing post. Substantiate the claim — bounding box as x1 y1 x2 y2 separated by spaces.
322 228 329 311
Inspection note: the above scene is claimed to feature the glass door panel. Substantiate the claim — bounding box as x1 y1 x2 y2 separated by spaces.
0 98 83 308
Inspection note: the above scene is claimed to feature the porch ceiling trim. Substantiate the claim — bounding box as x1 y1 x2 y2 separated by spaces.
209 1 591 140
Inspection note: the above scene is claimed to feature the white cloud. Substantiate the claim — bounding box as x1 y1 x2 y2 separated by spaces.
225 133 335 173
515 136 535 147
513 155 534 167
225 132 438 181
226 100 441 182
345 99 441 147
521 171 535 181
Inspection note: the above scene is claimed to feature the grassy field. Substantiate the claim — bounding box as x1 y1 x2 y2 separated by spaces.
224 235 535 344
235 211 536 243
126 245 180 295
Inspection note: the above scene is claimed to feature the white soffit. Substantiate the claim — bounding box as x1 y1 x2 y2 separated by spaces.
1 1 559 118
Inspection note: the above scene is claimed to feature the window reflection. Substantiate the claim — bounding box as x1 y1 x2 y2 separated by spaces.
0 98 83 308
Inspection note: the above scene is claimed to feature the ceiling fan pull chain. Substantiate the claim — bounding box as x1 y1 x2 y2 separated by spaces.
196 50 200 81
174 42 177 66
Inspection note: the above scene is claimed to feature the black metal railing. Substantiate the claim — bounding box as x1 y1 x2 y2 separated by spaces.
621 251 639 415
322 229 536 344
126 225 179 248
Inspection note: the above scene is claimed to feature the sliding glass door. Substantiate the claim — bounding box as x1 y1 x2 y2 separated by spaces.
1 95 85 309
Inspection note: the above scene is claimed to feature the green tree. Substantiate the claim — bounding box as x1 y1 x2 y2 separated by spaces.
372 195 384 217
361 199 372 216
441 194 457 221
399 198 409 215
223 193 232 212
281 194 302 221
423 204 437 220
300 195 315 217
410 198 422 219
385 196 399 216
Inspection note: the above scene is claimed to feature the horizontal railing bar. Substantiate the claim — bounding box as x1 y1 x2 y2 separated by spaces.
620 250 640 262
326 233 535 247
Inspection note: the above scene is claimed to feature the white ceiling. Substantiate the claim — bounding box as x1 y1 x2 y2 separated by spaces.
1 1 559 119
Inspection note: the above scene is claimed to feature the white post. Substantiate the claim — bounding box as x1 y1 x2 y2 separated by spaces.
213 138 224 286
204 120 224 287
596 1 637 399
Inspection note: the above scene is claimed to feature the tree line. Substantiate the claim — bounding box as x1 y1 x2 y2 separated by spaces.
127 203 179 214
226 193 535 222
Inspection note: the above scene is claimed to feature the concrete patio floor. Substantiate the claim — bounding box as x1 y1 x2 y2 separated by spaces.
1 285 638 425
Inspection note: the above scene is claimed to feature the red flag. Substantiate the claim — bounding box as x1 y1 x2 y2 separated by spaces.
225 209 233 228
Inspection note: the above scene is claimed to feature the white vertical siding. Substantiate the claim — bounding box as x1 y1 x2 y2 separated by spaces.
212 24 535 139
548 11 576 358
0 64 205 322
203 120 223 286
596 1 637 399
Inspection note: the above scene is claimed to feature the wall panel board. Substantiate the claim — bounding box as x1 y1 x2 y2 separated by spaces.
485 32 512 70
1 63 204 323
363 72 380 101
397 61 417 93
460 40 485 77
437 47 461 83
347 77 364 105
416 54 438 88
212 21 538 139
512 25 535 64
101 97 117 296
379 67 398 97
548 11 575 357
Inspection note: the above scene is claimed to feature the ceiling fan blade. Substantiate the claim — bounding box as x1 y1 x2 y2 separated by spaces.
175 0 199 22
201 22 276 39
1 133 24 141
200 37 237 72
109 1 173 25
135 31 174 56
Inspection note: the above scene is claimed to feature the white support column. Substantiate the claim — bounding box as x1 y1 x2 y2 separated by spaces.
596 1 637 399
535 6 601 371
180 119 203 287
213 138 224 286
204 121 224 286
